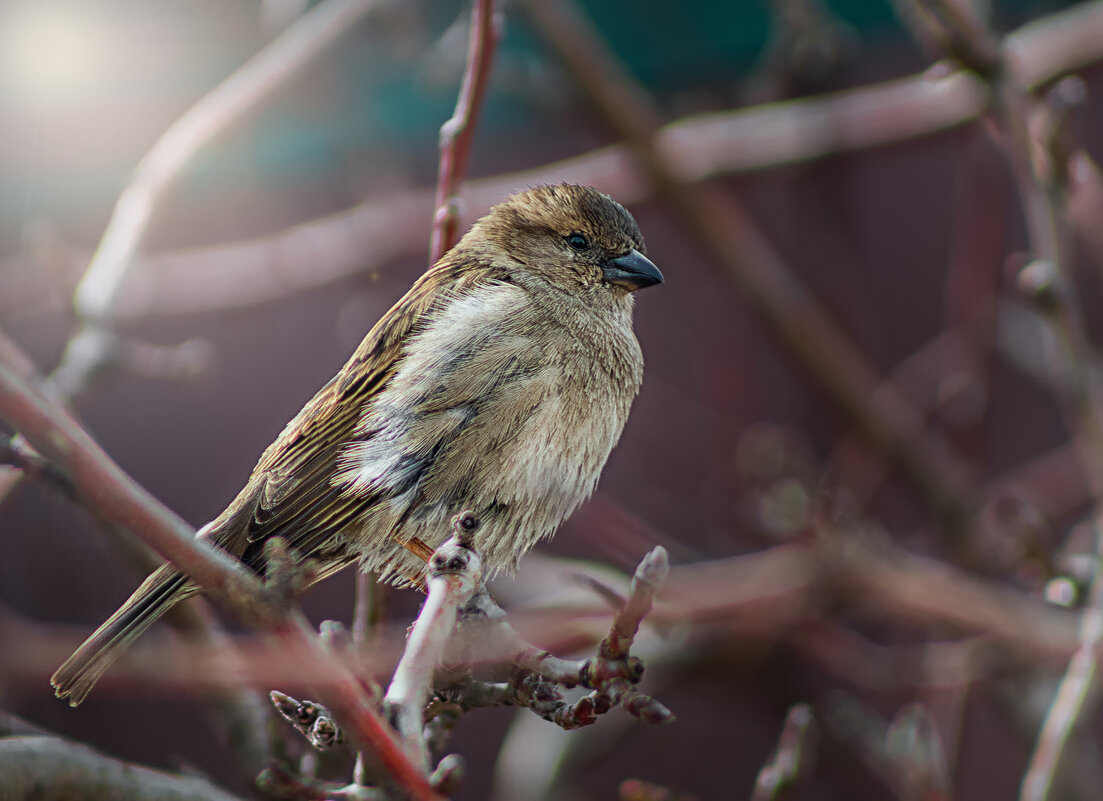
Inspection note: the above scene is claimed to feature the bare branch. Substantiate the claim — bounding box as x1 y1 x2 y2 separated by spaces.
598 546 668 662
1021 517 1103 801
0 330 272 616
275 613 444 801
891 3 1103 796
73 0 382 326
429 0 500 264
0 734 247 801
520 0 979 545
0 1 1087 325
385 514 484 771
0 329 436 799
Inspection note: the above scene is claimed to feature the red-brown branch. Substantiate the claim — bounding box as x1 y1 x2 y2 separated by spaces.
0 333 270 613
0 329 436 799
429 0 500 265
277 614 444 801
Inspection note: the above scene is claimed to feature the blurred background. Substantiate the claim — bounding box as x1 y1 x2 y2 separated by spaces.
4 0 1103 799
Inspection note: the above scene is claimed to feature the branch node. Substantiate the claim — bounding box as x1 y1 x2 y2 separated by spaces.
430 753 465 794
269 690 346 751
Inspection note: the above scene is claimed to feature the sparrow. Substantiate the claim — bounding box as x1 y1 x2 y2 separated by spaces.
52 183 663 706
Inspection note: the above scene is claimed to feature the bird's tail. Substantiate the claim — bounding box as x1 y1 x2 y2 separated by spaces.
51 564 194 706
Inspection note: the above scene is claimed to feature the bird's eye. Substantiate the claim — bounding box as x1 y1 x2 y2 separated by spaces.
566 233 590 251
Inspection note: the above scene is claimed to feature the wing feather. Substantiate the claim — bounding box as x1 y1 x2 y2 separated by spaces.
202 259 508 575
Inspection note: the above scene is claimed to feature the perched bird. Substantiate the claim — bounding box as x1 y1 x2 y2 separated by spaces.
52 183 662 706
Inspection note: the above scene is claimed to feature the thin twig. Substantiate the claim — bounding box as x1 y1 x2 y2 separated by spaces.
277 613 444 801
1021 517 1103 801
429 0 500 264
454 547 673 730
270 691 346 750
598 546 668 661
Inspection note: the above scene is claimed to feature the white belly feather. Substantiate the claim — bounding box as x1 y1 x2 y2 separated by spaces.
334 281 640 578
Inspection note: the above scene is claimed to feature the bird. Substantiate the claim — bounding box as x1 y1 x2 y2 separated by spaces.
51 183 663 706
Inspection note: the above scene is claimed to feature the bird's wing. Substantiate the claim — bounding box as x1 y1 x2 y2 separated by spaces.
205 258 505 574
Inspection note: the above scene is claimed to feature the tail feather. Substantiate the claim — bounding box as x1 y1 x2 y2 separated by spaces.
51 565 193 706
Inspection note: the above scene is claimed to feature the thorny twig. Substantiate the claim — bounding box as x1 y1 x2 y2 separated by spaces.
429 0 500 264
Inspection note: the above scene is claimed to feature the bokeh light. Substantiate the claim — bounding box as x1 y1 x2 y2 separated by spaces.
0 2 110 106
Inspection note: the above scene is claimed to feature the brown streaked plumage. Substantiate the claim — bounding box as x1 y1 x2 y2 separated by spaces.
51 184 662 706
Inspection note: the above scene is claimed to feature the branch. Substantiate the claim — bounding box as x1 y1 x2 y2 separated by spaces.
266 521 486 798
1021 517 1103 801
0 733 246 801
0 330 436 800
429 0 500 264
273 614 444 801
891 3 1103 796
384 514 483 771
3 0 1093 324
455 547 674 730
2 0 383 510
0 330 272 616
72 0 381 325
520 0 979 546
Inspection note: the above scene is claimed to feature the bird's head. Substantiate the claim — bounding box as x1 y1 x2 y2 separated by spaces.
462 184 663 297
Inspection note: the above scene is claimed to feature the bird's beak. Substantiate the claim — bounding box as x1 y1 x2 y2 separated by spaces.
602 249 664 292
